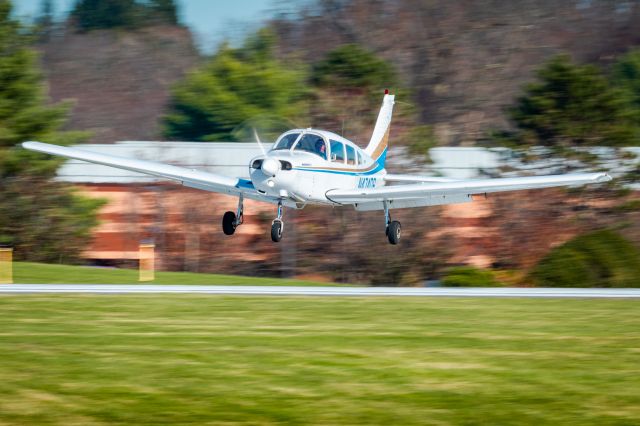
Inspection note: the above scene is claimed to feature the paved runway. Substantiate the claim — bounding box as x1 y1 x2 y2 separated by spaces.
1 284 640 298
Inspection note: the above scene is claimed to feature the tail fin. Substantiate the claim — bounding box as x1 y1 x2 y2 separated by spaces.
365 90 395 166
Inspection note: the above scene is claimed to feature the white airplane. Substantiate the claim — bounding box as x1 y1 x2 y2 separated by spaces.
23 90 611 245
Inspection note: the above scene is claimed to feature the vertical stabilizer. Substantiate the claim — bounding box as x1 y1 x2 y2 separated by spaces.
365 91 395 166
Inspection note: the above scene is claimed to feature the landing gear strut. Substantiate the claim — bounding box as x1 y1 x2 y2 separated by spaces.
271 201 284 242
384 200 401 245
222 195 244 235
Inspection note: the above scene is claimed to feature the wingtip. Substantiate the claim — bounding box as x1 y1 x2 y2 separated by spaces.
597 173 613 183
22 141 41 149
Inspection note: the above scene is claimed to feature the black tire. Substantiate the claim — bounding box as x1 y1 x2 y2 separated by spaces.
387 221 401 245
222 211 236 235
271 220 283 242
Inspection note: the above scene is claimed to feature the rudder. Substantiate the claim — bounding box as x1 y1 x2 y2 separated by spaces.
364 90 395 166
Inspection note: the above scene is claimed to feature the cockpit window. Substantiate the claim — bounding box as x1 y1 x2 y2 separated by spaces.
273 133 300 150
330 140 345 163
346 145 356 165
294 134 327 159
357 151 363 165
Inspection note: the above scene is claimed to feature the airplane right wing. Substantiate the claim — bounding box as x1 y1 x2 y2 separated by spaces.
327 172 612 211
22 141 276 204
384 173 460 183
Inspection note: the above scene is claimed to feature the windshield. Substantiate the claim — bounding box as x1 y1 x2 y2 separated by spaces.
294 134 327 159
273 133 300 150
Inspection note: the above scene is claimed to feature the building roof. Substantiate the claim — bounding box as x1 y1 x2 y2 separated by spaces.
55 141 640 187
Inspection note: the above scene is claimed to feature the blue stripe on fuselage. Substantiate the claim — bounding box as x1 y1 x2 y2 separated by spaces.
293 159 385 176
375 149 388 167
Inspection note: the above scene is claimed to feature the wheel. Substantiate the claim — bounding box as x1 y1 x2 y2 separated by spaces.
271 220 283 242
387 220 401 245
222 211 236 235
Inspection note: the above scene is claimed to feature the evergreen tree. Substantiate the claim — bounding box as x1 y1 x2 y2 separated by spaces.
164 29 307 142
311 44 395 90
72 0 137 31
150 0 178 25
0 0 103 262
613 49 640 120
0 1 83 177
71 0 179 31
509 55 639 147
307 44 418 148
36 0 54 34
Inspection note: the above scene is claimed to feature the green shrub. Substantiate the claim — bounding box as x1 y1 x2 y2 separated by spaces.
614 199 640 212
441 266 501 287
529 230 640 287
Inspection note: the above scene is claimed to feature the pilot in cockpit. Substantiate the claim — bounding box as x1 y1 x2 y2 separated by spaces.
315 139 327 160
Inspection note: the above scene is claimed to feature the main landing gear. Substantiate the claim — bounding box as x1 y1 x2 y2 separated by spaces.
222 195 244 235
271 201 284 242
384 200 401 245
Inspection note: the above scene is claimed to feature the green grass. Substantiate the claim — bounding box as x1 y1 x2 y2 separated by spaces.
11 262 332 286
0 296 639 425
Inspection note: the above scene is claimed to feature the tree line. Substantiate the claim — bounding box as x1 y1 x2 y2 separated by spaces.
163 28 640 153
0 0 103 262
4 0 640 283
71 0 179 31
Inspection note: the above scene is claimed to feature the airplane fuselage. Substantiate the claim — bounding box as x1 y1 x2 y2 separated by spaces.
249 128 387 207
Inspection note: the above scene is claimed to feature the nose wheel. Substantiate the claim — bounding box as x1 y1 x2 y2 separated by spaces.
271 201 284 242
384 201 401 245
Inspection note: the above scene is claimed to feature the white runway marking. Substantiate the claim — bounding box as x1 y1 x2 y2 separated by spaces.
1 285 640 298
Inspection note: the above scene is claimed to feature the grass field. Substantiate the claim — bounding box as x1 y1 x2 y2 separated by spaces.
0 295 638 425
10 262 331 286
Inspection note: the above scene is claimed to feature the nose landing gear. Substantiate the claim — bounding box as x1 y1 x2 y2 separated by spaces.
271 201 284 242
384 200 401 245
222 195 244 236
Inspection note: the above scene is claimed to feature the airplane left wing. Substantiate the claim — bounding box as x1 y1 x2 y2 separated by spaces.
22 141 275 203
327 172 612 211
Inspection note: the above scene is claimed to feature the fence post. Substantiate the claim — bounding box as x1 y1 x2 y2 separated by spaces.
0 246 13 284
139 243 155 282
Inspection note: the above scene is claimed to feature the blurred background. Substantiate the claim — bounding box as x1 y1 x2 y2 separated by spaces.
2 0 640 286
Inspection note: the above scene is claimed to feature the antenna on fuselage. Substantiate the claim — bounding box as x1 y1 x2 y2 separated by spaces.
253 127 267 156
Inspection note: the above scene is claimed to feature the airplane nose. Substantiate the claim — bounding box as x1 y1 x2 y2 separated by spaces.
261 158 280 177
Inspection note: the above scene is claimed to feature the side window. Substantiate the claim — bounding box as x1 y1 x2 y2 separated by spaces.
330 140 345 163
357 151 363 165
294 134 327 159
346 145 356 165
274 133 300 150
